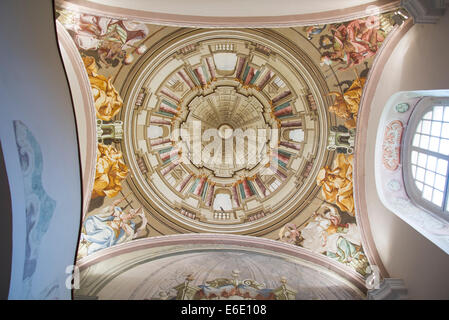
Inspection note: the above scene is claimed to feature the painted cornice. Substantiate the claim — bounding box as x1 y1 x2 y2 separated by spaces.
56 0 400 28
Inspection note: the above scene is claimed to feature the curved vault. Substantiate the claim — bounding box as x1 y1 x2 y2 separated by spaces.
74 235 366 300
55 1 408 295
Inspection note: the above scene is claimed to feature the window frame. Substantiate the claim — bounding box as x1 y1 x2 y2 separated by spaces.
402 97 449 222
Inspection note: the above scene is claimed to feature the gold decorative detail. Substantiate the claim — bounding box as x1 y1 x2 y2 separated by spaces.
83 56 123 121
328 77 365 129
316 154 354 215
92 143 129 199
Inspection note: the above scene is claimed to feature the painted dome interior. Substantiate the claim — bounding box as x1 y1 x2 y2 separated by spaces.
52 0 412 299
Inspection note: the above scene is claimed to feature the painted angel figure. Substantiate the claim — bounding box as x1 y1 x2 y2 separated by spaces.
78 197 148 257
62 12 149 67
321 15 385 70
297 204 369 274
299 204 361 254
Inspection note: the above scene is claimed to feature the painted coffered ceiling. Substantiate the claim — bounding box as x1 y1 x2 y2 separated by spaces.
55 0 410 299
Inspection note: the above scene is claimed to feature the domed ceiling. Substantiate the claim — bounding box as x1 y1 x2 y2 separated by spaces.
55 2 409 283
119 29 327 235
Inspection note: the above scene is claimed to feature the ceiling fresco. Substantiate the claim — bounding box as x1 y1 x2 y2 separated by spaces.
55 7 408 280
75 244 365 300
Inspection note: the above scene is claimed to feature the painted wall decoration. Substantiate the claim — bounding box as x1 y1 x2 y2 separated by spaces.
58 11 148 68
13 121 56 298
165 270 296 300
55 5 405 282
328 76 365 129
75 245 365 300
83 56 123 121
279 203 369 275
93 143 128 199
320 16 386 70
382 120 403 171
317 154 355 215
78 196 148 258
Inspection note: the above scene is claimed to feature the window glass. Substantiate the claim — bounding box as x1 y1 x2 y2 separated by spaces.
408 105 449 213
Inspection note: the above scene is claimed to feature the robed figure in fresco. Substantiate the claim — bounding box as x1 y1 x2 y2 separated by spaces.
279 204 370 275
78 197 147 257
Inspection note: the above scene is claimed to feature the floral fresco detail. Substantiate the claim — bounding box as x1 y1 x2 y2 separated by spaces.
78 197 148 258
59 11 149 67
13 121 56 298
317 154 355 215
83 56 123 121
279 204 369 275
382 120 403 171
321 16 386 70
92 143 129 199
328 77 365 129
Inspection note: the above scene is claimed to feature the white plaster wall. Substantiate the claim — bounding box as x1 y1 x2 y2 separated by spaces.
367 12 449 299
0 0 81 299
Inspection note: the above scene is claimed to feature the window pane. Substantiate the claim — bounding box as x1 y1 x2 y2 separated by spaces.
444 107 449 122
434 174 446 191
416 167 425 182
416 120 423 133
420 135 430 149
433 106 444 121
415 181 424 191
429 137 440 152
432 189 444 207
423 111 432 120
422 120 431 134
431 121 442 136
412 164 417 178
426 155 437 172
425 170 435 186
439 138 449 155
423 185 433 201
442 123 449 139
418 152 427 167
437 159 448 175
413 134 421 147
411 151 418 164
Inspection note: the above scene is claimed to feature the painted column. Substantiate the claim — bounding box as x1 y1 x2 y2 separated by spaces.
232 185 240 208
280 141 301 150
255 175 267 196
161 162 178 176
194 176 207 196
281 120 302 128
205 184 215 207
177 174 192 192
151 138 171 146
242 179 253 198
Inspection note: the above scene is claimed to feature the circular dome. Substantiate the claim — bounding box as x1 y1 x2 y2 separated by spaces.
120 29 331 234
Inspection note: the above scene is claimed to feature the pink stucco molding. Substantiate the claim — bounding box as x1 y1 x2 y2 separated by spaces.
76 233 368 292
56 0 400 28
353 18 414 278
56 21 97 218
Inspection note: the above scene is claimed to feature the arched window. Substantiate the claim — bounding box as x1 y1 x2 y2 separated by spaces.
375 91 449 255
403 100 449 221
